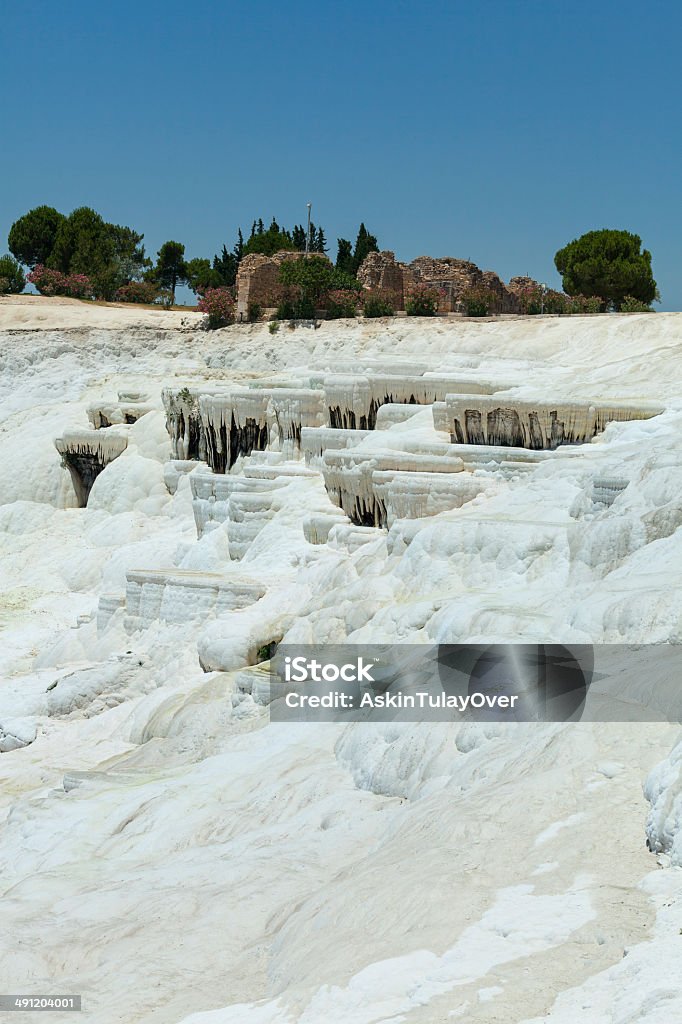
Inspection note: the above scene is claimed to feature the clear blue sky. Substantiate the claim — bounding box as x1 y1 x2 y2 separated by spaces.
2 0 680 307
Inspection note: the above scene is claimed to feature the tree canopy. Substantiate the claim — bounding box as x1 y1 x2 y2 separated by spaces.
335 224 379 276
8 206 66 268
46 207 148 299
554 229 658 310
152 241 188 302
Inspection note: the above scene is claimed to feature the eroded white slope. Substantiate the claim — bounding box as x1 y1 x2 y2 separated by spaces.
1 308 682 1024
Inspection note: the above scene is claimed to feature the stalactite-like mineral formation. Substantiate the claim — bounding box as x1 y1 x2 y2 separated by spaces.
323 374 502 430
321 449 466 527
442 396 663 448
54 430 128 506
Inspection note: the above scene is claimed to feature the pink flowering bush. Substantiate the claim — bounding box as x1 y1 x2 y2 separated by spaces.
405 284 441 316
27 264 93 299
115 281 160 304
460 286 502 317
362 288 398 317
323 288 360 319
197 287 236 329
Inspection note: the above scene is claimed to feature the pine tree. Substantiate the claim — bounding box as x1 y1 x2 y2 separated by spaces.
315 227 328 254
336 239 354 275
213 244 238 287
233 229 244 262
257 218 265 235
352 223 379 274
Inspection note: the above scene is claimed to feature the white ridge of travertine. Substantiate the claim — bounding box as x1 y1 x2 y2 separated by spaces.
54 427 128 462
265 388 326 457
300 426 372 466
87 399 155 429
198 388 327 466
125 568 265 630
372 469 504 527
321 448 465 526
54 427 129 505
190 469 292 538
302 509 352 544
323 372 502 430
164 459 205 495
162 385 219 461
444 394 664 448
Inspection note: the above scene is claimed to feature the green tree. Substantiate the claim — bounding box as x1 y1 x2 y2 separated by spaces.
554 229 658 311
152 241 188 303
279 256 358 306
47 207 147 299
242 224 296 257
352 223 379 274
336 238 354 275
0 254 26 294
8 206 65 268
212 245 237 287
314 227 328 253
186 257 223 295
292 225 307 251
234 229 244 262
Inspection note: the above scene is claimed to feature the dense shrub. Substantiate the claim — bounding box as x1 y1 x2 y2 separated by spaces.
362 288 397 317
564 294 603 313
197 287 236 328
27 264 93 298
461 286 500 317
0 254 26 294
405 284 441 316
323 288 360 319
266 284 316 321
279 256 359 309
247 301 262 322
620 295 655 313
115 280 160 304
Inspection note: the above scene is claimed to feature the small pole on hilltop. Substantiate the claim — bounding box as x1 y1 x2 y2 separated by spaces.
305 203 312 256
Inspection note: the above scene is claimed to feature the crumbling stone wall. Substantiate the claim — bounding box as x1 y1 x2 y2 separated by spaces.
356 251 407 306
235 251 298 318
236 251 334 318
238 249 544 319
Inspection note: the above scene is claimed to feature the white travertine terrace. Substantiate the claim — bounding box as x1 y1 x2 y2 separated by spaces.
54 428 128 506
87 399 154 429
443 395 664 448
300 426 372 465
323 372 502 429
302 509 352 544
592 475 629 508
198 388 324 472
190 470 290 538
125 568 265 629
321 448 466 527
372 469 504 527
264 388 326 456
161 385 217 460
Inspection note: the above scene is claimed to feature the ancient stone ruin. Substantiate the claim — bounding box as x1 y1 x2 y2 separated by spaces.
234 248 544 318
235 251 330 319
